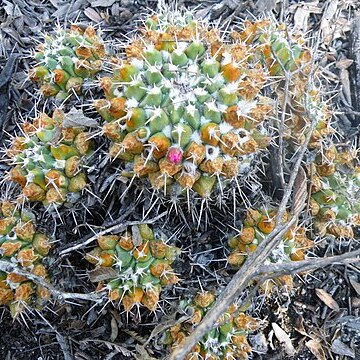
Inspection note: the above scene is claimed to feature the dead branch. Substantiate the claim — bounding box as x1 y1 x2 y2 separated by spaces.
256 248 360 278
59 211 167 256
0 260 105 303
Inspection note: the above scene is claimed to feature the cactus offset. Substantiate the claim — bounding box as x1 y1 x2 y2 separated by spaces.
227 208 313 291
85 224 180 312
8 109 92 207
309 147 360 238
95 12 273 198
30 25 105 101
0 201 52 317
163 291 258 360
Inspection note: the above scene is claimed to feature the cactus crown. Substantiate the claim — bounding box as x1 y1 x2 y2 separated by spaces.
30 25 105 101
86 224 180 312
8 109 92 207
95 13 274 198
0 201 52 317
164 291 258 360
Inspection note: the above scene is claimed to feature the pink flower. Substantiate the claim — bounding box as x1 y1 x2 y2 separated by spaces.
167 147 183 164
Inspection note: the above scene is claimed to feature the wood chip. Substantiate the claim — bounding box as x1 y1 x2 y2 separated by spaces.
315 288 340 311
84 7 103 23
271 323 295 356
110 316 118 342
331 339 355 358
305 339 326 360
292 166 307 215
63 107 99 128
349 277 360 296
89 267 118 282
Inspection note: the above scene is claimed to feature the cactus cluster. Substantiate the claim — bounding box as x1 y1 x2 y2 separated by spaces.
95 13 273 198
30 25 105 101
227 208 313 269
226 208 314 293
85 224 180 312
163 291 258 360
309 147 360 238
8 109 92 206
2 8 358 359
0 201 52 317
232 20 312 76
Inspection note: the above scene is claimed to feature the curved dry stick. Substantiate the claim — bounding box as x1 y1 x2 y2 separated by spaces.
60 211 167 256
0 260 105 302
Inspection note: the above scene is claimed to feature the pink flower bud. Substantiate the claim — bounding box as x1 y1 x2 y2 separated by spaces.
167 147 183 164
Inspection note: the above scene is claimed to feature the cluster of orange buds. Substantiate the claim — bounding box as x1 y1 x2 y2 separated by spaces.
227 208 313 292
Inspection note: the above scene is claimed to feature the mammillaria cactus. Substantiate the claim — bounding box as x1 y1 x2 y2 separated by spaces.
163 291 258 360
0 201 52 317
309 146 360 238
232 20 333 150
30 25 105 101
8 109 92 207
95 12 273 198
85 224 180 312
227 208 313 281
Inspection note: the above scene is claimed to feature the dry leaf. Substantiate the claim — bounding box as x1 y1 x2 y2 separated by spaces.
271 323 295 356
306 339 326 360
90 0 117 7
294 316 308 336
336 59 354 70
135 345 157 360
331 339 355 358
63 107 99 128
131 225 143 247
84 7 103 22
89 267 118 282
110 316 118 342
320 0 339 44
315 288 340 311
349 277 360 296
340 69 352 106
294 7 310 31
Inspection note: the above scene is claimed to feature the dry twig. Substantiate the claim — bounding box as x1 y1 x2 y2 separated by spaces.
0 260 105 303
60 211 167 256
